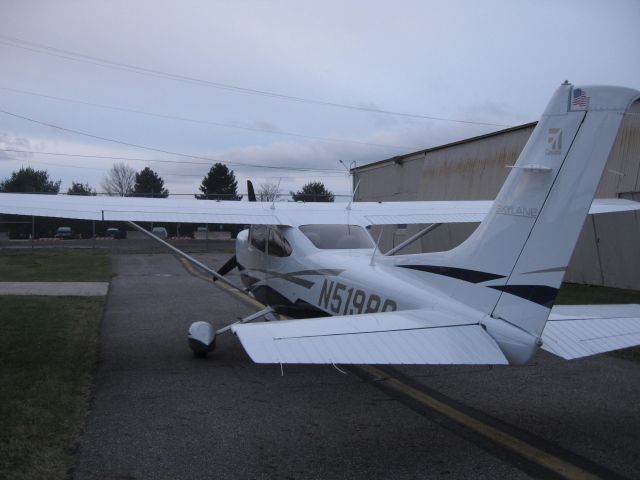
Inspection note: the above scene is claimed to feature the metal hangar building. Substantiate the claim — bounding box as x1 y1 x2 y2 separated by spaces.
352 101 640 290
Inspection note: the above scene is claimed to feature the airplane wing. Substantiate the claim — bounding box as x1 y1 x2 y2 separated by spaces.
361 198 640 225
543 304 640 359
0 193 283 225
232 308 509 364
0 193 637 227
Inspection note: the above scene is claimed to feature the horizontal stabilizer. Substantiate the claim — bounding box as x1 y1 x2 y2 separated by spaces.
232 309 508 365
543 304 640 359
589 198 640 215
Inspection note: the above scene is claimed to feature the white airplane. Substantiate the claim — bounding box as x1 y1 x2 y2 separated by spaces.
2 82 640 366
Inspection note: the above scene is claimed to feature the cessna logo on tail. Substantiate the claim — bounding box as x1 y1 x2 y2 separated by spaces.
545 128 562 155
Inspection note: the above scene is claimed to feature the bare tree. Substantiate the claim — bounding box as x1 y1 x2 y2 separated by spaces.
101 162 136 196
257 182 280 202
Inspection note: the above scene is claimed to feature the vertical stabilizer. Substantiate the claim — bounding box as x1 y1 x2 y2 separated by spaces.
489 84 638 338
397 83 639 351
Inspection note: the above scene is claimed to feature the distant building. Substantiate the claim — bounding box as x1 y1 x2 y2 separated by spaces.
352 101 640 290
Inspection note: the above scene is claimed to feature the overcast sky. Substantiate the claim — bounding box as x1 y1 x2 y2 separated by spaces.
1 0 639 199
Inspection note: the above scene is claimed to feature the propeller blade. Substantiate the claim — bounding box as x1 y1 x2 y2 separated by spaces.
214 255 238 281
247 180 257 202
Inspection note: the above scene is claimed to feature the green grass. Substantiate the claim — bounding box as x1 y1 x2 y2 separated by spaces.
557 283 640 362
0 296 104 480
0 252 111 282
556 283 640 305
0 251 109 479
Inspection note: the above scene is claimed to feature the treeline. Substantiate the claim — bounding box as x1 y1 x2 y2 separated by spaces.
0 163 335 239
0 163 243 238
0 163 244 198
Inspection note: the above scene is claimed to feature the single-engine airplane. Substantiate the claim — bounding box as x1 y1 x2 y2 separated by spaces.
2 82 640 366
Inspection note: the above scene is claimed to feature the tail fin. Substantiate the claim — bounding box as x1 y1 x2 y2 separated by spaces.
398 83 639 348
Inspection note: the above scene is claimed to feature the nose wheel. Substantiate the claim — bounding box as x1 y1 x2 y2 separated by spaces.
188 321 216 358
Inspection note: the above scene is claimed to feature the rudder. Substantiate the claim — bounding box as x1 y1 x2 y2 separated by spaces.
395 82 639 358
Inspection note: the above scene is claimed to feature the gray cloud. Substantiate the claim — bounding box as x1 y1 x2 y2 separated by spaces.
0 134 33 160
0 0 637 196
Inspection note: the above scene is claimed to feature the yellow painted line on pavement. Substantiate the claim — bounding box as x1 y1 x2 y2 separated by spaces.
178 255 602 480
362 365 602 480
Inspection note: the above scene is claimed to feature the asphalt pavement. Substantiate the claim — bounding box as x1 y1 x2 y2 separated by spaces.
71 253 640 480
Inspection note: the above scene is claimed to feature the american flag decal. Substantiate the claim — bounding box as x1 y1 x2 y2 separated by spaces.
572 88 589 108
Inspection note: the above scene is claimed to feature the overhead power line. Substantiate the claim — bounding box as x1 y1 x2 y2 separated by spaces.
0 148 341 176
1 154 345 179
0 34 510 127
0 147 337 175
0 109 345 173
1 86 405 150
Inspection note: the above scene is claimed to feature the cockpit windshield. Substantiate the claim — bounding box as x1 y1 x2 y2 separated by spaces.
299 224 374 250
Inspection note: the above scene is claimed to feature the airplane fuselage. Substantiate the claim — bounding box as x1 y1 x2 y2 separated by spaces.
234 226 482 321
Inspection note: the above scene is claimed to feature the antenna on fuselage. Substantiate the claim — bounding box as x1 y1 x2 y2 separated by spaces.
346 179 361 211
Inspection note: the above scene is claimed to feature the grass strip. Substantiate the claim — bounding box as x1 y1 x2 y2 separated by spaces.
0 252 111 282
556 283 640 305
0 296 104 480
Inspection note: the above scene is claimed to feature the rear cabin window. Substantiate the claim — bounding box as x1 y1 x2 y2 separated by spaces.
299 224 374 250
250 226 292 257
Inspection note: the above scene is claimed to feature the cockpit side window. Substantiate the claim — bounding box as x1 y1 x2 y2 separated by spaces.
249 225 267 252
250 225 292 257
268 228 292 257
299 224 374 249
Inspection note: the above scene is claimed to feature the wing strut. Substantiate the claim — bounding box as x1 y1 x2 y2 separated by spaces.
385 223 442 256
127 221 246 293
216 306 275 334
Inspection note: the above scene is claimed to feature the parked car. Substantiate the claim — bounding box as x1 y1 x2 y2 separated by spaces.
151 227 168 239
54 226 75 239
194 226 209 240
105 227 127 239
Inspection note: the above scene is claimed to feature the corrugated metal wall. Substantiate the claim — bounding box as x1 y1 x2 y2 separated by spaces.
355 101 640 290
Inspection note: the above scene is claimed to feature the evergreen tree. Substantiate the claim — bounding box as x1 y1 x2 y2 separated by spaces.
290 181 334 202
0 167 60 239
0 166 60 193
133 167 169 198
67 181 96 195
196 163 241 200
